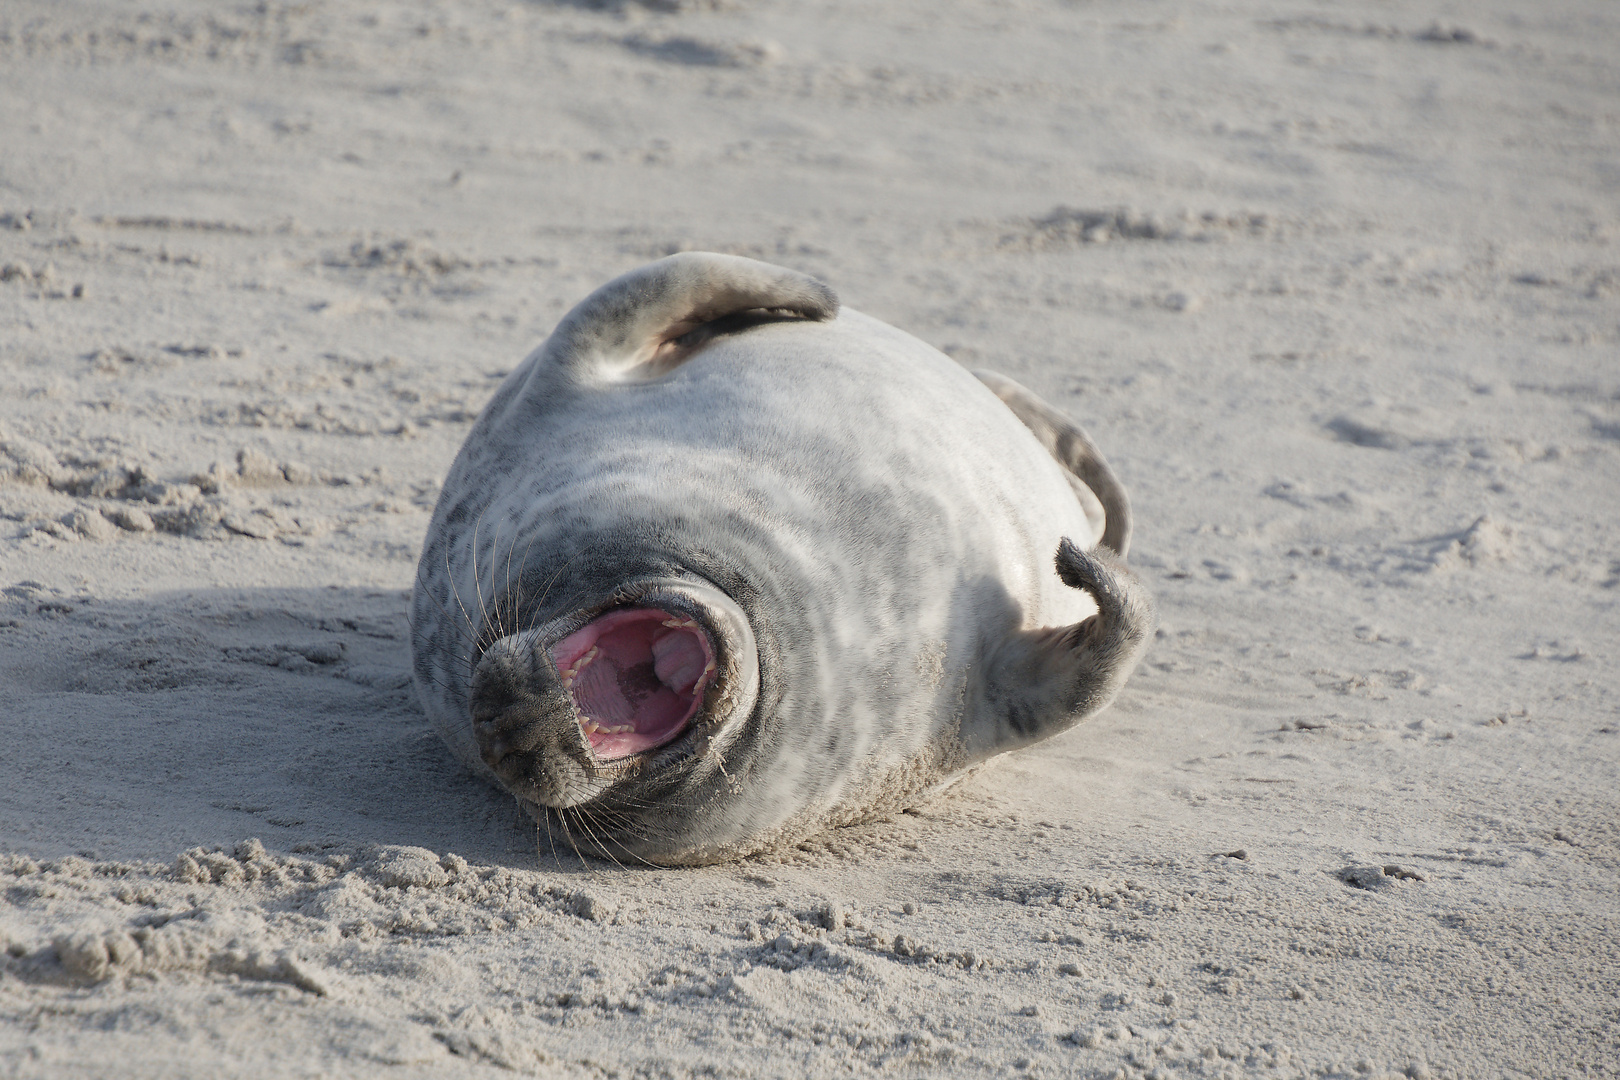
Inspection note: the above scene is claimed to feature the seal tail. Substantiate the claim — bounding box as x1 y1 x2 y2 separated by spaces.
964 539 1155 761
972 370 1132 557
544 252 839 383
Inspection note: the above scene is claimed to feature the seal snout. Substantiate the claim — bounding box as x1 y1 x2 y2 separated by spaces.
469 635 604 808
466 579 759 813
550 607 717 761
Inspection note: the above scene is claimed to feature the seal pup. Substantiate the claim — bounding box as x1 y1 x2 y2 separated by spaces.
411 253 1154 866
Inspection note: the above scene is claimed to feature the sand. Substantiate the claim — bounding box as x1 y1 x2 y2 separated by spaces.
1 0 1617 1077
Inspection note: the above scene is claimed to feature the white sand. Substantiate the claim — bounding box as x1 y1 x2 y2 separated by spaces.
2 1 1617 1076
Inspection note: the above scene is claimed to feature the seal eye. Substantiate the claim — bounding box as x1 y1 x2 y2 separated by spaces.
550 608 716 761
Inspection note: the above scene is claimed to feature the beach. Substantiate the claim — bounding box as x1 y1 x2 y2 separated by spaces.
1 1 1617 1076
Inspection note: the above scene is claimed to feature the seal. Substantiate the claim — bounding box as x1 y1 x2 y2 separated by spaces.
411 252 1154 866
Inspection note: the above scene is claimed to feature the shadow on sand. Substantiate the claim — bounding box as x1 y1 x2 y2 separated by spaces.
0 583 605 873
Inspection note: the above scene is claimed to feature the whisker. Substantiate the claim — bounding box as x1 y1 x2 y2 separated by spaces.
541 811 563 871
501 529 531 644
587 804 676 854
469 515 495 650
555 811 592 873
445 543 481 671
579 818 663 870
568 808 628 872
413 554 487 690
505 531 546 647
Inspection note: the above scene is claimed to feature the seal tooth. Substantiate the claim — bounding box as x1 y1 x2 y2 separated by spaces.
580 717 635 736
559 644 600 683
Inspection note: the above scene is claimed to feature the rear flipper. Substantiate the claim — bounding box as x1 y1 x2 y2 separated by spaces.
963 539 1155 762
973 370 1132 557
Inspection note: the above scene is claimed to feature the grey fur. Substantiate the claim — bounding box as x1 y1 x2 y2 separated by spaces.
410 252 1154 866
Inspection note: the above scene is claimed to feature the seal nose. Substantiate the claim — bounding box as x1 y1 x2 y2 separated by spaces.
470 635 604 808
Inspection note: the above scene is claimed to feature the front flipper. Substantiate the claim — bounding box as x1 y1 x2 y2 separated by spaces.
548 252 839 384
973 370 1132 556
963 539 1155 761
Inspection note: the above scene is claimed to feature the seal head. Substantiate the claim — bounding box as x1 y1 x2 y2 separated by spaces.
469 577 758 812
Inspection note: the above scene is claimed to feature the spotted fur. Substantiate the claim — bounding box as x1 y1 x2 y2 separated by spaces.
410 253 1154 865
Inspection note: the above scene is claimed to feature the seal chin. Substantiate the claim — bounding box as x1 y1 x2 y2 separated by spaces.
550 606 717 761
468 577 760 812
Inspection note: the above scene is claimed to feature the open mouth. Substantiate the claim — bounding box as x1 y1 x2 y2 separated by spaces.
548 607 716 761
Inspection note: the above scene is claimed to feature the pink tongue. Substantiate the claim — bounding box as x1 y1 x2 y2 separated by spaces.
549 608 714 760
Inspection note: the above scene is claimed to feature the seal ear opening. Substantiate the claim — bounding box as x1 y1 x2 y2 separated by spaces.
547 252 839 384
